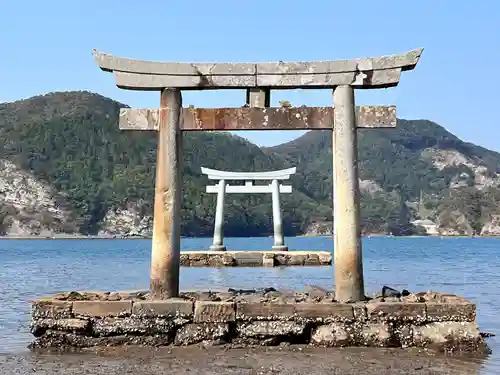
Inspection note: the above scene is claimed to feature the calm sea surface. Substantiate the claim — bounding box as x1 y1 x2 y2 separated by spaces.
0 236 499 372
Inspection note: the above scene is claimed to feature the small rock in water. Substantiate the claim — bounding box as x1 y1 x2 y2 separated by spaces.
257 287 277 294
228 288 256 295
481 332 496 338
382 286 401 298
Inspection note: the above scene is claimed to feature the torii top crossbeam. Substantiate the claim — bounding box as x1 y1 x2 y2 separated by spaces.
92 49 423 90
201 167 296 180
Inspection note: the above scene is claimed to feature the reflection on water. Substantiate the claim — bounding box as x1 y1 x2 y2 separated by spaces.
0 236 499 374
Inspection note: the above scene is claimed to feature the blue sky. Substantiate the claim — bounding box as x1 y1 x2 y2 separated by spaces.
1 1 498 149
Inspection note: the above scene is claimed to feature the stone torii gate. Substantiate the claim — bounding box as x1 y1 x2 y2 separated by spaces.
201 166 296 252
92 47 423 302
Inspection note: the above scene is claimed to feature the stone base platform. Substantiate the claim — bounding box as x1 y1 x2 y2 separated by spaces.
180 250 332 267
30 288 490 354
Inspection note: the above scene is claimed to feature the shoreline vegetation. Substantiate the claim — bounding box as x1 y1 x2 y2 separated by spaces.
3 91 500 239
0 234 496 240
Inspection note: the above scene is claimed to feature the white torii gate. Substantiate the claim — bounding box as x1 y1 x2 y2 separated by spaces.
201 166 296 252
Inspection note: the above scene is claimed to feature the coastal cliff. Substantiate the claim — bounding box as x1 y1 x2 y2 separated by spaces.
1 91 500 238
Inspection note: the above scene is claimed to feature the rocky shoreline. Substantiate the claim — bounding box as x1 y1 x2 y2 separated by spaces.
2 234 500 240
30 287 490 355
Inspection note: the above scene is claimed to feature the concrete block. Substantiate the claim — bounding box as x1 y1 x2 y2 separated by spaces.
236 303 295 319
174 323 229 346
132 299 194 317
311 323 353 347
30 318 89 337
237 321 306 338
232 252 263 266
32 300 73 319
294 303 354 320
413 322 480 346
194 301 235 323
360 323 392 346
73 301 132 317
426 302 476 322
262 253 275 267
367 302 426 322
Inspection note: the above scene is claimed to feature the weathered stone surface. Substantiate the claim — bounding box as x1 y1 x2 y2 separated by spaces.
255 49 422 74
294 303 354 321
174 323 229 346
118 107 396 132
360 323 391 346
353 303 367 321
194 301 236 323
419 292 469 303
47 291 149 302
231 252 263 266
94 48 422 90
92 317 178 336
236 303 295 320
237 321 306 338
30 330 172 349
222 254 235 266
286 253 306 266
393 324 413 348
355 68 401 88
256 59 357 75
426 302 476 322
256 72 356 88
181 107 392 131
115 71 257 89
304 254 320 265
318 252 332 265
30 318 89 337
95 49 422 76
32 300 73 319
401 293 425 303
29 289 487 353
181 291 221 302
310 323 352 346
356 106 396 127
371 49 423 70
73 301 132 317
366 302 426 322
413 322 481 347
304 285 329 299
187 253 213 267
262 253 275 267
235 302 353 321
119 108 162 131
132 299 193 317
93 50 257 75
52 291 89 301
180 254 190 266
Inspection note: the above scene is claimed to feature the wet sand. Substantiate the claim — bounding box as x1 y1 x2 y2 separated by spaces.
0 346 489 375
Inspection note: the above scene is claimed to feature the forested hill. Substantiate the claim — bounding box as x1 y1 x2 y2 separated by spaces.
0 91 499 237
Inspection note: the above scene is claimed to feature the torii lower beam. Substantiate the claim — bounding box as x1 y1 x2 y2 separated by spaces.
202 167 296 251
118 106 397 131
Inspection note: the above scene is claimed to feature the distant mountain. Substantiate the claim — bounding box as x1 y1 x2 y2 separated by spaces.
0 91 499 237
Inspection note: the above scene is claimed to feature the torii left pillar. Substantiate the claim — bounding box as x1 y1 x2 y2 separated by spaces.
150 89 182 299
